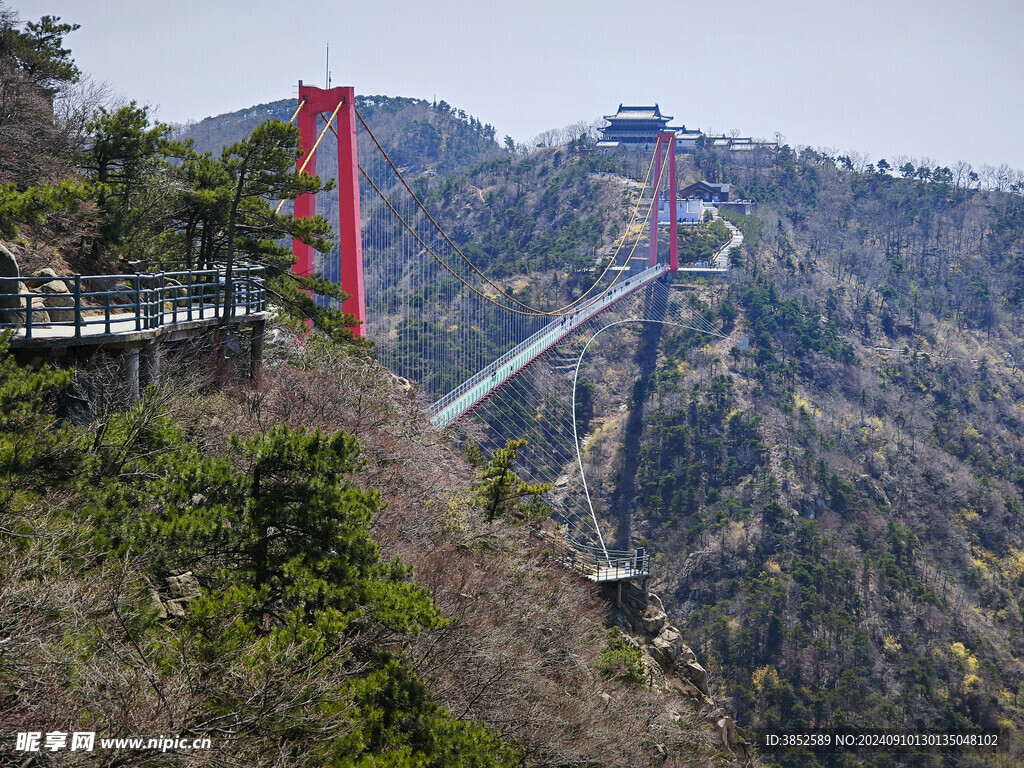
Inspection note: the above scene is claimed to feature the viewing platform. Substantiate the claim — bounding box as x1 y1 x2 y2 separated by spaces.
1 265 269 397
555 540 651 583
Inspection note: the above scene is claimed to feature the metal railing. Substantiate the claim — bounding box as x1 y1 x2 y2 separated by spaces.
555 539 650 583
0 265 267 340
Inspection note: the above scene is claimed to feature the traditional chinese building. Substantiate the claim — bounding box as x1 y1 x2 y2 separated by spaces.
597 103 778 155
597 104 675 148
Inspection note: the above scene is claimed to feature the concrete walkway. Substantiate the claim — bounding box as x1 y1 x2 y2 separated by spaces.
675 208 743 273
11 303 266 349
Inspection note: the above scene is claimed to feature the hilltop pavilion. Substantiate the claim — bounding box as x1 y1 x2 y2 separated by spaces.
597 105 676 148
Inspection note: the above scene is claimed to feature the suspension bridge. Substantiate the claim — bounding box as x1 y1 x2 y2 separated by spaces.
2 82 737 586
288 83 736 585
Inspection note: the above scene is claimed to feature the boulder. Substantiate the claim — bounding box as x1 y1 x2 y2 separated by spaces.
716 715 749 757
382 371 415 399
148 589 168 620
160 572 201 618
671 677 708 702
36 279 75 322
0 243 22 322
642 649 664 689
165 599 188 618
85 275 131 296
650 625 683 667
163 277 192 308
0 242 18 278
24 267 60 288
166 571 201 600
25 286 50 324
681 660 709 695
2 281 49 325
639 602 668 634
0 245 53 326
677 643 697 666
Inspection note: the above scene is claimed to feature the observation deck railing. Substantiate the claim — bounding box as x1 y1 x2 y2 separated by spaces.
0 265 267 341
554 539 650 583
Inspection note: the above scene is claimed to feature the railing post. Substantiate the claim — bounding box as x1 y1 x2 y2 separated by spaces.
187 270 193 321
214 277 221 319
105 287 111 335
25 290 32 340
134 274 142 330
74 274 82 338
168 272 176 324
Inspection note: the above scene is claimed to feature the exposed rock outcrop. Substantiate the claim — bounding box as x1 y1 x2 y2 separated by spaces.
0 249 67 324
387 371 415 397
717 715 747 755
154 571 202 618
0 242 23 321
0 242 18 278
613 583 751 761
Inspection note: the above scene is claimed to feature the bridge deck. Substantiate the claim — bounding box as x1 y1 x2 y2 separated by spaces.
428 264 666 428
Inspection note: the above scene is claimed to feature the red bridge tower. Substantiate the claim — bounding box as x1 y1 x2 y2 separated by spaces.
292 82 366 337
649 131 678 273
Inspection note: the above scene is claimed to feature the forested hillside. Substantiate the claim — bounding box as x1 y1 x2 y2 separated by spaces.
358 124 1024 764
0 6 747 766
591 145 1024 766
6 3 1024 765
183 94 503 184
205 86 1024 765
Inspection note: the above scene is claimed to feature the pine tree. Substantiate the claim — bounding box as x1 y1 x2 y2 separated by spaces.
82 101 172 259
473 438 552 524
0 333 84 525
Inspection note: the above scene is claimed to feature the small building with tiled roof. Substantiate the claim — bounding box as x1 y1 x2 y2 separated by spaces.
675 129 703 152
680 180 730 202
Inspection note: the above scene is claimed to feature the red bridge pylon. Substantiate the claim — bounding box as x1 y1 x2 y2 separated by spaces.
292 81 366 337
649 131 678 273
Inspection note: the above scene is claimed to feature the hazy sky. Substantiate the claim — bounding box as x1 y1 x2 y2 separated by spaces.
13 0 1024 170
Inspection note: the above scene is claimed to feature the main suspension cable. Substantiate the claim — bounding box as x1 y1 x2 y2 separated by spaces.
357 153 664 318
275 100 344 214
355 107 666 316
